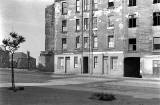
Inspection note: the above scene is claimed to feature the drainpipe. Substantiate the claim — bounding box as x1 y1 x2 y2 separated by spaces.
81 0 84 74
89 0 93 75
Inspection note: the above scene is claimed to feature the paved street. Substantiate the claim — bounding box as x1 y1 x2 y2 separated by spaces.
0 68 160 105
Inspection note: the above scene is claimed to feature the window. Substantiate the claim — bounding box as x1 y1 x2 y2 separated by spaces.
93 36 98 48
108 35 114 48
76 19 80 31
94 56 98 68
108 15 114 27
128 38 136 51
108 0 114 8
74 56 78 68
110 57 118 70
62 2 67 15
128 0 136 6
153 0 160 4
76 36 80 48
83 0 89 11
153 60 160 75
84 37 88 48
128 15 136 28
57 57 64 69
153 12 160 26
62 20 67 32
93 0 98 10
62 38 67 49
93 17 98 28
153 37 160 50
84 18 89 30
76 0 80 12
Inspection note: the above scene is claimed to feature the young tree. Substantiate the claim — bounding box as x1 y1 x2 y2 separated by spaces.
2 32 25 91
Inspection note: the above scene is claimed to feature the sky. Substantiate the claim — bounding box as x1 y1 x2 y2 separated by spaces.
0 0 54 63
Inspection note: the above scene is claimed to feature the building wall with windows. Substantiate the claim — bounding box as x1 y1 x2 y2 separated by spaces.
122 0 160 77
44 0 160 77
51 0 124 76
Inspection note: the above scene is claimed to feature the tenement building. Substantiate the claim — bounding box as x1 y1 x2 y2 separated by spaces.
41 0 160 78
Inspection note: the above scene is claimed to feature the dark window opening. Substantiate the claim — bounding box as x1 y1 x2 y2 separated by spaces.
84 18 89 30
62 20 67 32
108 1 114 8
153 12 160 26
128 38 136 51
83 0 89 11
93 17 97 28
76 19 80 31
62 38 67 49
128 15 136 28
94 56 98 68
153 0 160 4
129 0 136 6
76 36 80 48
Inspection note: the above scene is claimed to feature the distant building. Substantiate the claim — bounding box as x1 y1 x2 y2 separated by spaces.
0 46 9 68
42 0 160 78
11 52 36 69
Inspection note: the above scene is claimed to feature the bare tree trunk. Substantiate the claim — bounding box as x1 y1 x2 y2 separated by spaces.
11 53 15 90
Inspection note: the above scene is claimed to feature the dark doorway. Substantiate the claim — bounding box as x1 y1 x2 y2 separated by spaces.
124 57 141 78
83 57 88 73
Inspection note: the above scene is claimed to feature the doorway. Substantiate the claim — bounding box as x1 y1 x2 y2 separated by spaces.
65 57 70 73
103 56 109 74
83 57 88 73
124 57 141 78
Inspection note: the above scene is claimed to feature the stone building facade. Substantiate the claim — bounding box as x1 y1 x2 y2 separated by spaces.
43 0 160 78
11 52 36 69
0 48 9 68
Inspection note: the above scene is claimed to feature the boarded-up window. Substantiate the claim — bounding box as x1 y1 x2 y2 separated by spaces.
93 36 98 48
76 0 80 12
62 2 67 15
94 56 98 68
108 15 114 27
84 37 88 48
93 0 98 10
153 60 160 75
153 37 160 50
76 36 80 48
74 56 78 68
57 57 64 69
108 35 114 48
110 57 118 70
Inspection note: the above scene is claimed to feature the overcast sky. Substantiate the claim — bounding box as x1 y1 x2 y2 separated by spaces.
0 0 54 63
